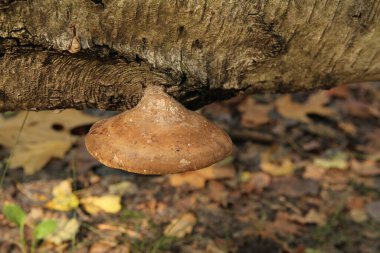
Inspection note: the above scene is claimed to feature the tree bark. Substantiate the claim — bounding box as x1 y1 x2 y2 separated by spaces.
0 0 379 111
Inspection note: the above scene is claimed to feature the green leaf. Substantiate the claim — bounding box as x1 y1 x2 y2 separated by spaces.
34 220 57 240
2 204 26 227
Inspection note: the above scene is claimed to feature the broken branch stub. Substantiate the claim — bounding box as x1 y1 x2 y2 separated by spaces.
85 86 232 174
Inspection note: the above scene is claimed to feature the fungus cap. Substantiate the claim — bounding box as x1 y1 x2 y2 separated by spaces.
85 86 232 174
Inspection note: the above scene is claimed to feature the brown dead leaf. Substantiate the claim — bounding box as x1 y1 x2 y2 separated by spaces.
340 99 380 118
238 97 272 127
346 197 369 223
338 122 357 135
242 172 271 193
351 159 380 176
327 85 351 98
347 196 366 210
97 224 142 239
275 91 335 122
303 165 326 181
0 110 100 174
164 212 197 238
303 209 326 225
272 177 320 198
207 181 228 205
168 165 236 189
322 169 349 191
289 209 326 225
89 241 118 253
270 212 301 236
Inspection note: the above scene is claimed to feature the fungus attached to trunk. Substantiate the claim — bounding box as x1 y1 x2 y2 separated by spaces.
85 86 232 174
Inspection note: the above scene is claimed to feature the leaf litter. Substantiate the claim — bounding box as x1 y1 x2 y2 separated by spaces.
1 83 380 252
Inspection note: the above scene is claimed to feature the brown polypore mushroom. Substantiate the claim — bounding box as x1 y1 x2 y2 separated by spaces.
85 86 232 174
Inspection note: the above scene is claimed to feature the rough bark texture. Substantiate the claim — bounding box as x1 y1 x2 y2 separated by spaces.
0 0 379 111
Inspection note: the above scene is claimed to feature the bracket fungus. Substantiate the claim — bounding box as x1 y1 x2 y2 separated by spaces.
85 86 232 174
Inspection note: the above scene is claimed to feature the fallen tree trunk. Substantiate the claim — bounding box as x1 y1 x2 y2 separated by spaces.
1 0 379 111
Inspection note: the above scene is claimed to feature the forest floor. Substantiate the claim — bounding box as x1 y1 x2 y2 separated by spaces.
0 82 380 253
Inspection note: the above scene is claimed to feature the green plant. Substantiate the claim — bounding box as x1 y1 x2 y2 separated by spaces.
2 203 57 253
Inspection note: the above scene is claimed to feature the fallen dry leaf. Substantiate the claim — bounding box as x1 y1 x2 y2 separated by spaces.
89 241 130 253
0 110 100 174
46 218 80 244
11 141 71 175
238 97 272 127
303 165 326 181
349 209 368 223
272 177 320 198
338 122 357 135
242 172 271 193
261 158 295 176
89 241 117 253
164 212 197 238
260 147 296 176
340 99 380 119
168 165 236 189
289 209 326 226
327 85 351 98
108 181 138 195
81 195 122 215
322 169 349 191
313 151 348 170
351 159 380 176
97 224 142 239
346 196 366 210
207 181 228 205
270 212 301 236
275 91 335 123
45 179 79 212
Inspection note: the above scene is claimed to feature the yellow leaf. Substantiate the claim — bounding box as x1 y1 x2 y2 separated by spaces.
260 147 295 176
164 212 197 238
81 195 122 215
45 180 79 211
239 171 252 183
0 110 100 174
261 158 295 176
313 152 348 170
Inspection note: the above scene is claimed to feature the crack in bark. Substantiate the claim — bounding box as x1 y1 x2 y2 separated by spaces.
89 0 104 8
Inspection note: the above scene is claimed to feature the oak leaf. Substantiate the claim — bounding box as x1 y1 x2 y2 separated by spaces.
275 92 334 123
0 110 100 174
